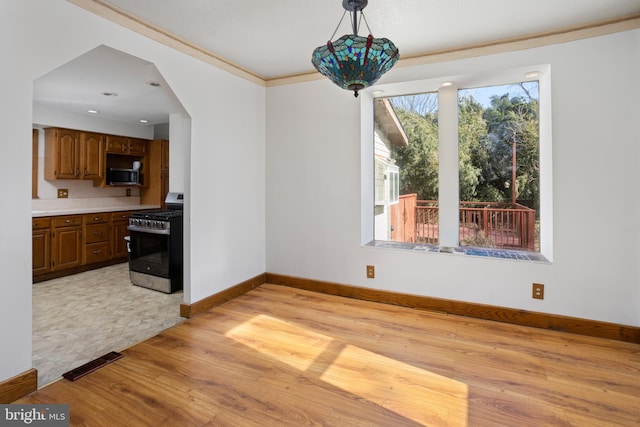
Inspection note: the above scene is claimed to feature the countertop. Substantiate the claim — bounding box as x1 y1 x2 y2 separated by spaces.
32 204 160 218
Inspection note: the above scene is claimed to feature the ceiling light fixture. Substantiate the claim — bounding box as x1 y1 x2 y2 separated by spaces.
525 71 540 78
87 109 99 114
139 119 149 123
311 0 399 98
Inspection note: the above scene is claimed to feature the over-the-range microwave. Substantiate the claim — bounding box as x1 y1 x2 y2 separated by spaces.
107 168 140 186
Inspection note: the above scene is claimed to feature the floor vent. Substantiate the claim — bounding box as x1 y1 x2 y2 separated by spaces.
62 351 124 381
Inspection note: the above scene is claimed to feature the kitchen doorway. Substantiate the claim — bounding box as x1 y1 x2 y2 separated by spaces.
31 45 189 387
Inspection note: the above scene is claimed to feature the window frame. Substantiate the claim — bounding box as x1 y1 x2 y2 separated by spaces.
361 64 553 262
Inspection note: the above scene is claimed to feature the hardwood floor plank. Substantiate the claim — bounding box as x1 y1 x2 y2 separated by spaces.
466 385 574 426
15 284 640 426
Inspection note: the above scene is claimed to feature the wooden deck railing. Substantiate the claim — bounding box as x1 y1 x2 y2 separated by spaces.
415 200 536 250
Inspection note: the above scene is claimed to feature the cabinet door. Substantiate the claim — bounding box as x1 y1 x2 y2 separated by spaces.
112 221 129 259
160 171 169 210
52 226 82 270
106 135 128 154
80 132 104 180
32 229 51 275
128 139 147 155
56 128 80 178
160 140 169 172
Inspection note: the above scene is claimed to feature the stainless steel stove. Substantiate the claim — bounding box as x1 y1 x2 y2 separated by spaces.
127 193 183 293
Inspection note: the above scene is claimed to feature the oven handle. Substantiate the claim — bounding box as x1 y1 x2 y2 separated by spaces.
127 225 170 235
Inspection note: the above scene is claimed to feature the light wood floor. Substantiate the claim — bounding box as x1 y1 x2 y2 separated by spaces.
17 284 640 426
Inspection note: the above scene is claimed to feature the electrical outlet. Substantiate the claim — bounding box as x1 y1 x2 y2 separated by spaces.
126 188 131 197
57 189 68 198
532 283 544 299
366 265 375 279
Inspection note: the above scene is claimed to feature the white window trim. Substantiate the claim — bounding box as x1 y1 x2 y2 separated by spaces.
361 64 554 262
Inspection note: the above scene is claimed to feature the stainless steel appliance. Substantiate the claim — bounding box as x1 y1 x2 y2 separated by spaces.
127 193 183 293
107 168 140 186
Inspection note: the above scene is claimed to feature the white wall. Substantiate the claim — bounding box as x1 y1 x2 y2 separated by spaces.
0 0 265 384
266 30 640 327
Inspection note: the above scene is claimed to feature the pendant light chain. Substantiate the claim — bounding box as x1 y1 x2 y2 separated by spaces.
330 10 348 40
361 11 374 36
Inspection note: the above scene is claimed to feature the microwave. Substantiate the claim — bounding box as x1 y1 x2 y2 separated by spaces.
107 168 140 186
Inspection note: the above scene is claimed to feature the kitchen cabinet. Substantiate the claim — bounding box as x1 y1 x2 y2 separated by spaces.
44 128 105 181
32 217 51 276
140 140 169 208
106 136 147 155
80 132 105 180
51 215 82 271
111 211 131 259
83 213 111 265
33 209 138 282
44 128 79 179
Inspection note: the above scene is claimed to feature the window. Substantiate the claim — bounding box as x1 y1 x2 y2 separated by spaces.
457 82 540 251
367 66 551 261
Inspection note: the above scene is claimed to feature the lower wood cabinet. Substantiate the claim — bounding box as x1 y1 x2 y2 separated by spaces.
83 213 111 265
33 210 134 282
32 218 51 276
111 211 131 259
51 215 82 271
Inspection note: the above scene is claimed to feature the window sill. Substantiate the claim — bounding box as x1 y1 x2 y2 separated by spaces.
365 240 549 263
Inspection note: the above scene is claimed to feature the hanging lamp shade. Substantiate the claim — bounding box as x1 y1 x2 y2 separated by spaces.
311 0 399 98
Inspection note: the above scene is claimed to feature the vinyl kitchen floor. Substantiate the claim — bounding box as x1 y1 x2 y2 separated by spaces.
32 263 185 388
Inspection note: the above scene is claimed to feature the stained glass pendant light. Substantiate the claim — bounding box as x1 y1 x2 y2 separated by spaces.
312 0 399 98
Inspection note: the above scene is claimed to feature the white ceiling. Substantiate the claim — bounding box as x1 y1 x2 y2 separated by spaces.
33 0 640 126
34 45 183 125
98 0 640 79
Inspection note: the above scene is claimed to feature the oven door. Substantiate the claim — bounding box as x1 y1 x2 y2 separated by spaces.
128 228 170 278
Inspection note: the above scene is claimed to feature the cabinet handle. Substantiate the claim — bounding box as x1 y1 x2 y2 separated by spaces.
92 231 103 236
93 217 101 221
92 250 102 254
65 220 71 223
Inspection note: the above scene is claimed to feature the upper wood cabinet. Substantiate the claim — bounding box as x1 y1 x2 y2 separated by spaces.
106 135 147 155
80 132 105 180
44 128 106 181
43 127 151 187
140 140 169 207
44 128 79 179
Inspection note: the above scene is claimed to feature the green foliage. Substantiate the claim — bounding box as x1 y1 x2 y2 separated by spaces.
391 108 439 200
388 85 539 210
458 96 485 201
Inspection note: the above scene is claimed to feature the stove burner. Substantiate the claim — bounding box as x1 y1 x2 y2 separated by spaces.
130 210 183 221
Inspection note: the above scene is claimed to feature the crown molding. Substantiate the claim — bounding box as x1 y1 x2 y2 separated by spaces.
266 13 640 87
67 1 639 88
67 0 266 86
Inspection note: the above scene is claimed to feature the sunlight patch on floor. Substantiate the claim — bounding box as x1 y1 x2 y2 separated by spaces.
225 314 469 425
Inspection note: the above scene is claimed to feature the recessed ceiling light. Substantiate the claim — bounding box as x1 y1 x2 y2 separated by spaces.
372 90 385 96
101 91 118 97
441 81 455 87
139 119 149 123
524 71 540 78
146 81 161 87
87 109 99 114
